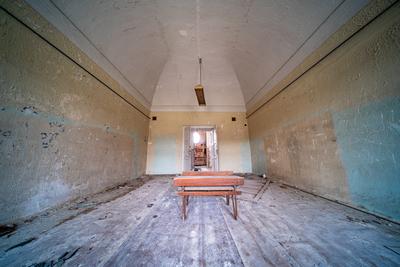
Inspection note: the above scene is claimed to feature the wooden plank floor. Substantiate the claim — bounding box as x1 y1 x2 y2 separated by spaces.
0 176 399 266
104 192 243 266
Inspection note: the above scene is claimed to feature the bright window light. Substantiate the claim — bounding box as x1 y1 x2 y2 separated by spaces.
193 132 200 144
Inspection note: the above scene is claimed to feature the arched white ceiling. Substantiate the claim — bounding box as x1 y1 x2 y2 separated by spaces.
28 0 368 112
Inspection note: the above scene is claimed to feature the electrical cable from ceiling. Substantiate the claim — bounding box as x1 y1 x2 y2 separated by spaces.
194 0 206 106
195 57 206 106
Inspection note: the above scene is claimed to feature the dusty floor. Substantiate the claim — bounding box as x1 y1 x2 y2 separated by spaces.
0 176 399 266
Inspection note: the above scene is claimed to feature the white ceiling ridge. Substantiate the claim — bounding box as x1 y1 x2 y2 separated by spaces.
148 55 170 105
27 0 151 109
227 0 254 49
154 15 171 56
245 0 347 106
28 0 369 112
229 58 248 107
151 105 246 112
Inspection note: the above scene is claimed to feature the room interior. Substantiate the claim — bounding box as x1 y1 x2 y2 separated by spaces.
0 0 400 266
183 126 217 172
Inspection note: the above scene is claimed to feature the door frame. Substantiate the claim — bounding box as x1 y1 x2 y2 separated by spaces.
181 125 218 172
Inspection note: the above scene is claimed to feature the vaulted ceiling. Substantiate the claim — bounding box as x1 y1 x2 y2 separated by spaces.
28 0 368 112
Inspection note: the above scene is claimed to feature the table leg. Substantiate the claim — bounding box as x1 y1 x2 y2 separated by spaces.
233 195 238 220
182 196 186 220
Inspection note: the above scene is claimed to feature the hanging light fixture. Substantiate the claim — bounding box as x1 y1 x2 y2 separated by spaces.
194 57 206 106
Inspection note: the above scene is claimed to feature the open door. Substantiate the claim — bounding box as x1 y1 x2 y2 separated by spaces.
183 126 192 171
182 126 218 172
206 129 218 171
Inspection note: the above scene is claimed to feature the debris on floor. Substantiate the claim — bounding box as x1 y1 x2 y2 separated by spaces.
0 175 154 256
254 179 271 201
0 176 399 266
5 237 37 252
0 224 17 237
238 174 270 201
30 247 81 267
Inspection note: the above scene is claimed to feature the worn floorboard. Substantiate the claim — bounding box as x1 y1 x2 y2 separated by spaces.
105 191 243 267
0 176 399 266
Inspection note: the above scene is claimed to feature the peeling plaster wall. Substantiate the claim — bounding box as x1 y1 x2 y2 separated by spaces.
146 112 251 174
0 3 149 223
248 2 400 221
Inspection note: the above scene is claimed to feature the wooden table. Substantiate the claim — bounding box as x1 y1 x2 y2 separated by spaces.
181 171 234 176
173 175 244 220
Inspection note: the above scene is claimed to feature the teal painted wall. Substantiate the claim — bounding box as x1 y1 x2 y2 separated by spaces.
333 96 400 220
150 136 177 174
0 4 149 223
249 138 266 175
247 2 400 221
240 141 252 173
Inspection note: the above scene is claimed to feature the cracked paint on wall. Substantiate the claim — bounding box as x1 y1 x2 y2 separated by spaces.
0 5 149 223
247 2 400 221
263 113 349 201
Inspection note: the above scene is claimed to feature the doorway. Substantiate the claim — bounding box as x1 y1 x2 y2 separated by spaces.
183 126 218 172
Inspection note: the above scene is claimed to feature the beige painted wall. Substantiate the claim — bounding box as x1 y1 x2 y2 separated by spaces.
0 1 149 223
146 112 252 174
247 2 400 221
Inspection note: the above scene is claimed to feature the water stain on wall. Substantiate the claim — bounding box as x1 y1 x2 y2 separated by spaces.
0 6 149 223
248 3 400 221
264 113 349 201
